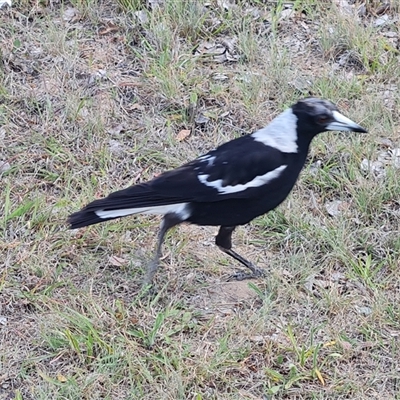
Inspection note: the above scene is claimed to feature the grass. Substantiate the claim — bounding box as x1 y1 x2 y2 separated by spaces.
1 0 400 399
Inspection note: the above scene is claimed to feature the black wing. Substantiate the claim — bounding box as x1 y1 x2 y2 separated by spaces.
149 135 288 202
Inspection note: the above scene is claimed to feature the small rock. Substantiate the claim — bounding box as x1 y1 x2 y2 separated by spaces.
96 69 107 78
360 158 386 179
250 335 265 343
383 31 398 38
108 140 125 155
357 4 366 16
390 148 400 168
331 271 345 281
309 160 322 175
290 76 313 92
325 200 348 217
134 10 148 24
376 137 393 147
374 15 389 27
212 73 229 81
148 0 163 7
217 0 237 11
195 114 209 125
357 306 372 315
107 124 125 135
280 8 294 20
304 274 316 292
63 7 78 22
0 161 10 173
337 0 353 16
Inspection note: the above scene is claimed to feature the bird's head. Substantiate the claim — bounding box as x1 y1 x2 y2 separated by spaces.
251 97 367 154
292 97 367 137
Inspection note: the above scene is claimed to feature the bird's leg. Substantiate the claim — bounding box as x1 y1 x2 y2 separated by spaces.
143 213 182 286
215 226 265 281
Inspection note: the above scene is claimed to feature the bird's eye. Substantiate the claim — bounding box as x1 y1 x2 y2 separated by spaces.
316 115 330 124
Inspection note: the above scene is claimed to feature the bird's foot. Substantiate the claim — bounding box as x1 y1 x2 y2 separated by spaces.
139 258 160 295
227 267 265 281
138 281 158 298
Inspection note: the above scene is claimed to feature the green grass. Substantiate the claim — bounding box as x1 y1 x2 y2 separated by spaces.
1 0 400 399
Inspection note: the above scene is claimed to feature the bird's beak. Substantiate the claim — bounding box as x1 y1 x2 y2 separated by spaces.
327 111 367 133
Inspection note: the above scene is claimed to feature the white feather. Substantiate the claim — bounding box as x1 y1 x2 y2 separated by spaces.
251 108 298 153
198 165 287 194
95 203 191 220
198 155 216 166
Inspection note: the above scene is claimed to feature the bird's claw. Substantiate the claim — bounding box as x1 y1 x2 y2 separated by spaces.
227 267 265 281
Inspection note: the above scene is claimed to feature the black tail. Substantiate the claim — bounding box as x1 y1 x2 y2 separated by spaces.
68 209 113 229
67 183 184 229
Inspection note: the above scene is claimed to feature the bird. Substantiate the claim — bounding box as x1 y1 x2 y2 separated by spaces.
68 98 367 285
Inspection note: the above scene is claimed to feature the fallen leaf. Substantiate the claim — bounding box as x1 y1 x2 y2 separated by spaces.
108 255 127 267
176 129 191 141
168 114 182 121
131 103 145 111
57 373 67 383
99 25 119 35
340 341 353 352
118 80 143 87
325 200 349 217
314 368 325 386
129 316 139 324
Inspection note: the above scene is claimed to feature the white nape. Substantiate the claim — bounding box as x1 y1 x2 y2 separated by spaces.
251 108 298 153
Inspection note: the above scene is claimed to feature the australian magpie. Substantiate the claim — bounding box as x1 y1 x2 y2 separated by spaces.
68 98 367 284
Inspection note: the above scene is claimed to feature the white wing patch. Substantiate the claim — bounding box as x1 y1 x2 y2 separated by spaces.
198 155 216 166
95 203 191 220
198 165 287 194
251 108 298 153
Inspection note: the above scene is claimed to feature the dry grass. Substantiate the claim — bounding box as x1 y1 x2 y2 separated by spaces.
1 0 400 399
